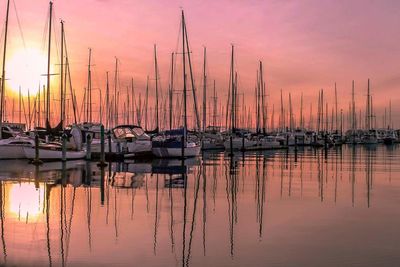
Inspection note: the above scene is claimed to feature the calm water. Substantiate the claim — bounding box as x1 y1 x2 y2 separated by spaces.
0 145 400 267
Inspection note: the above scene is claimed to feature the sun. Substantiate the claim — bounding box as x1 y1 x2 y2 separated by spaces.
6 48 48 96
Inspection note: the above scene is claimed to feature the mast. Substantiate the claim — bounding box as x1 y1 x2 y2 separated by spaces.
366 78 370 130
317 91 321 133
182 11 201 131
131 78 135 125
86 48 92 123
0 0 10 138
63 32 77 124
230 45 235 133
46 1 53 125
335 82 338 131
212 80 217 127
202 47 207 132
28 90 31 130
126 86 129 124
154 45 159 131
18 87 21 123
114 57 118 126
106 72 109 129
169 53 174 130
259 61 266 134
145 76 149 131
309 103 313 130
289 93 293 131
38 85 41 127
320 89 324 132
182 10 188 141
300 93 303 129
256 79 259 133
352 80 356 133
389 100 392 129
271 104 275 131
60 20 65 125
235 72 238 130
280 89 284 131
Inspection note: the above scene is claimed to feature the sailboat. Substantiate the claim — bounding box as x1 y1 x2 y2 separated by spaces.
23 124 86 160
0 0 36 159
200 50 224 150
361 79 378 145
23 2 85 161
223 46 256 151
152 11 200 158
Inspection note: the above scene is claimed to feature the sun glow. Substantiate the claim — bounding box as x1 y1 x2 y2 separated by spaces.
6 48 48 96
8 183 43 221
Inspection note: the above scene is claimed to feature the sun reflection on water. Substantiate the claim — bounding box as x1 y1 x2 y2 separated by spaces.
8 183 43 221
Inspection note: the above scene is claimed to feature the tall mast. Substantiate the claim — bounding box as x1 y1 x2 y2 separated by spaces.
259 61 266 134
182 10 188 140
366 78 370 130
60 20 64 125
271 104 275 131
256 75 260 133
317 91 321 132
46 1 53 124
114 57 118 126
335 82 338 131
289 93 293 131
280 89 284 131
131 78 135 125
320 89 324 132
63 32 77 124
389 100 392 129
202 47 207 132
169 53 174 130
300 92 303 129
145 76 149 131
352 80 356 133
182 11 200 131
0 0 10 138
213 80 217 127
38 84 41 127
154 45 159 130
87 48 92 123
126 86 130 124
18 87 21 123
106 72 109 129
230 45 235 133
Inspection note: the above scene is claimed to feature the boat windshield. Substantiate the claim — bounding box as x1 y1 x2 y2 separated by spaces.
132 127 150 138
113 127 135 139
132 127 145 137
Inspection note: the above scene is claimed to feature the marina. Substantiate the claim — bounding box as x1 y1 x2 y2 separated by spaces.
0 0 399 266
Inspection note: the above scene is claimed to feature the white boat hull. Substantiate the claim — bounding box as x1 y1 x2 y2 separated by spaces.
246 140 281 151
202 140 224 150
23 147 86 160
0 137 35 159
152 145 201 158
0 145 27 159
224 137 256 150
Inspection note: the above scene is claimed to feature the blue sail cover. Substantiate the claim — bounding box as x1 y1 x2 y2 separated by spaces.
152 128 186 148
164 128 185 136
152 138 183 148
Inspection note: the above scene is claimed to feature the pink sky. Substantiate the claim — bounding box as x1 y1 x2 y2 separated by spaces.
2 0 400 127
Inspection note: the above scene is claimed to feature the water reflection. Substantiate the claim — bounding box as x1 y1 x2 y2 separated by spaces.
0 146 399 266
